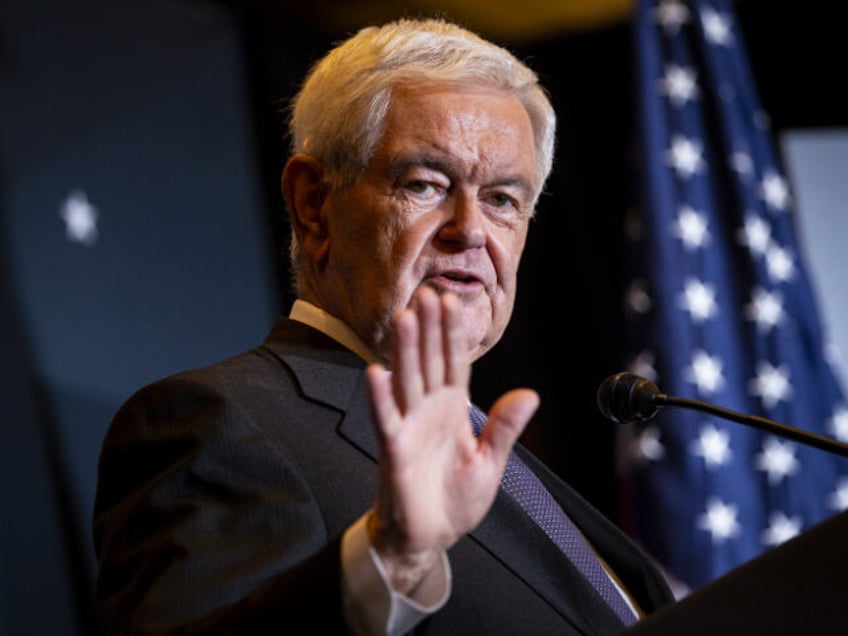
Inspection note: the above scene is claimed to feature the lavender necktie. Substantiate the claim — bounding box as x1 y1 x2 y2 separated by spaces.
469 404 637 626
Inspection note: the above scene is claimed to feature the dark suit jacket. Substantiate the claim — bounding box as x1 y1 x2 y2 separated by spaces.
93 317 675 635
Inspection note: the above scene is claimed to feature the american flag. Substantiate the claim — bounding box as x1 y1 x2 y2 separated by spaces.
619 0 848 591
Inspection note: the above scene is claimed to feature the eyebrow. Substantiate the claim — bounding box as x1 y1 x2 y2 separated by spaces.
388 152 534 197
388 152 457 181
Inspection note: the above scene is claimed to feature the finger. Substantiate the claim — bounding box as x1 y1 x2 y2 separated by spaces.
441 292 470 389
391 306 423 412
415 287 444 391
479 389 539 459
366 363 401 439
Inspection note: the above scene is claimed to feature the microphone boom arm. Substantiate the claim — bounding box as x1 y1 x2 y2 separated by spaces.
656 393 848 458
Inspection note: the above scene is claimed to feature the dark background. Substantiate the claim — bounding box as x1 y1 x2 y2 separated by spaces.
2 1 844 632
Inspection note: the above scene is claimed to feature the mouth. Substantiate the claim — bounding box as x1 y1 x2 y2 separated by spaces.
427 270 485 293
443 270 479 283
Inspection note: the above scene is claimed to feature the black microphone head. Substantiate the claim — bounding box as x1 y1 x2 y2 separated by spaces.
597 372 662 424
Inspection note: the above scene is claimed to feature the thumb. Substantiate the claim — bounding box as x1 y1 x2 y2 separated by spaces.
479 388 540 459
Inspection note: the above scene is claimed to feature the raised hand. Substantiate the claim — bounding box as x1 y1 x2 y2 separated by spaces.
365 286 539 593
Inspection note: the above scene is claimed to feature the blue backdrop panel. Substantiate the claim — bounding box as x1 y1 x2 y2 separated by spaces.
1 1 278 632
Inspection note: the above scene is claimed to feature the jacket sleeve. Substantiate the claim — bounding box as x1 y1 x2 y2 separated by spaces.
92 374 351 635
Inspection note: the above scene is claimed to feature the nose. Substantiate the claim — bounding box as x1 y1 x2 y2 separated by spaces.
437 191 486 248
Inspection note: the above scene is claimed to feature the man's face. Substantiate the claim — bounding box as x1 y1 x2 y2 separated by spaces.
319 84 538 364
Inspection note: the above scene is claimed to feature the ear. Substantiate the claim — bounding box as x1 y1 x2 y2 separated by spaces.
281 153 330 263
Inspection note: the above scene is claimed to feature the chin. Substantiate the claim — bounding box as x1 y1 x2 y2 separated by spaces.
467 330 495 359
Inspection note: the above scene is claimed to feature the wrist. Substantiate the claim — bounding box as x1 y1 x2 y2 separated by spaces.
366 509 441 596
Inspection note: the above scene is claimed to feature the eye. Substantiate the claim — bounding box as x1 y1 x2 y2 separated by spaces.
486 192 516 209
405 180 435 195
402 178 450 202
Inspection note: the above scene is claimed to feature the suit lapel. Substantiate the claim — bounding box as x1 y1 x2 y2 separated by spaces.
516 444 673 615
468 461 626 634
261 316 379 460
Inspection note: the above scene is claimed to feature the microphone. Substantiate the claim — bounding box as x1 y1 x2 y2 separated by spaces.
597 372 848 458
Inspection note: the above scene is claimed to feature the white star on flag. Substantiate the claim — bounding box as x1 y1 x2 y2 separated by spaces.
700 7 733 46
660 64 699 107
635 425 666 463
629 349 658 381
673 205 711 250
764 244 795 283
697 497 740 543
691 423 733 470
666 134 705 178
760 511 802 547
685 349 725 396
729 151 754 176
760 171 791 212
60 189 99 246
826 477 848 512
737 214 771 255
744 287 785 333
679 278 718 323
750 361 793 409
827 407 848 442
754 437 800 485
626 279 652 314
654 0 690 34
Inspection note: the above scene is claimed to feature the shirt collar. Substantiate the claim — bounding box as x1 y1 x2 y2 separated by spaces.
289 299 379 364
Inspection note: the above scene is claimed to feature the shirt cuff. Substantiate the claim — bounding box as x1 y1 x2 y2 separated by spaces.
341 512 451 635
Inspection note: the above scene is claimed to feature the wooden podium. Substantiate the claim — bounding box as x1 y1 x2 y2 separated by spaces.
622 510 848 635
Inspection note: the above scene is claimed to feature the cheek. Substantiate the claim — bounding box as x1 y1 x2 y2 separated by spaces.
384 209 435 266
331 194 394 263
338 203 420 296
492 225 529 286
